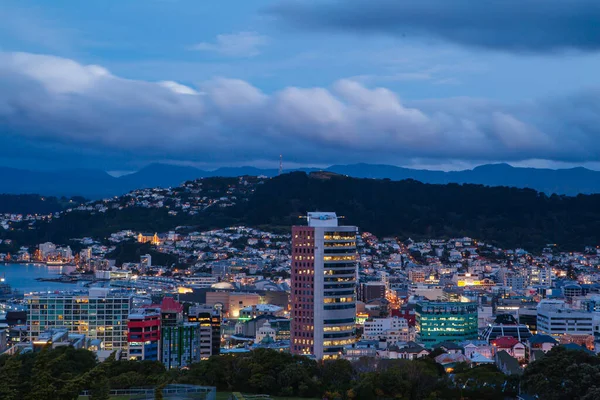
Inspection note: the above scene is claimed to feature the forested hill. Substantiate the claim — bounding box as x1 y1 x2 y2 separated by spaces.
2 172 600 251
0 195 85 215
242 172 600 251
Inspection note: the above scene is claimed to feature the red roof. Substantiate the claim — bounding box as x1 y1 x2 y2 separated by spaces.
491 336 520 348
160 297 183 313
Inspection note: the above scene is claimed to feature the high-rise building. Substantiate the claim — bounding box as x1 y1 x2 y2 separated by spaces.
127 307 161 361
416 301 478 345
28 288 132 350
189 305 221 359
291 212 358 360
159 298 201 369
358 282 386 303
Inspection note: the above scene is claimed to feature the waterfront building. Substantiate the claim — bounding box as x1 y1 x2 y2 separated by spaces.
415 301 478 345
291 212 358 359
28 288 132 350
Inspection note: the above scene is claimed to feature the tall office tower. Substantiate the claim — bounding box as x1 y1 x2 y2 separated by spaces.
28 288 132 350
189 305 221 359
291 212 358 360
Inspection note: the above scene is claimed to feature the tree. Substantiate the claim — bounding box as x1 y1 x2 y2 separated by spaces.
89 371 110 400
522 347 600 400
0 356 22 400
154 383 166 400
320 359 354 395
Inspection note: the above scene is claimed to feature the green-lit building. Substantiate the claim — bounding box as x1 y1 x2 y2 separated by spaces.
416 301 478 345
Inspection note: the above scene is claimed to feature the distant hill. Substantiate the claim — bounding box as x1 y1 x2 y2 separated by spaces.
0 194 84 215
1 162 600 198
241 172 600 251
4 172 600 252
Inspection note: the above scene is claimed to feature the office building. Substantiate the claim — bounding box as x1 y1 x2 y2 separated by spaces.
189 305 221 359
363 316 410 344
160 298 201 369
358 282 386 303
291 212 358 360
537 300 595 337
416 301 478 345
127 307 161 361
28 289 132 350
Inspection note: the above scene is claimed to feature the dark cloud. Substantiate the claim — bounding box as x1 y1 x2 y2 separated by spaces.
0 51 599 170
268 0 600 53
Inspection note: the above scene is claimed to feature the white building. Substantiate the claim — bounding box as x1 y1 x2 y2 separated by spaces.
38 242 57 258
255 320 276 344
528 266 553 287
537 300 595 337
363 316 410 343
183 275 218 288
408 284 444 301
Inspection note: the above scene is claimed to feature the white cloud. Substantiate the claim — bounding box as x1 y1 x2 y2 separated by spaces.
158 81 199 95
190 32 269 57
0 51 598 167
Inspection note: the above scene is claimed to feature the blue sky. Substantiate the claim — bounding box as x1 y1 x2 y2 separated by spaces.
1 0 600 172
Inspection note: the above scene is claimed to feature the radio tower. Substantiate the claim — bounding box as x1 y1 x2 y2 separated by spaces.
278 154 283 175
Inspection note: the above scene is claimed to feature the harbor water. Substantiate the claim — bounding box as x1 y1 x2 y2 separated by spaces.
0 263 85 293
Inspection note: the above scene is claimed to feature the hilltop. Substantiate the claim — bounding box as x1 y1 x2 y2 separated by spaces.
2 162 600 197
1 172 600 252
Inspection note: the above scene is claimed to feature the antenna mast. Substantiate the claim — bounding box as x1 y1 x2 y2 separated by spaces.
278 154 283 176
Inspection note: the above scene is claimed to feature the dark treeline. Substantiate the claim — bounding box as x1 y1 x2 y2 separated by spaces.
3 172 600 251
242 172 600 251
0 347 517 400
2 346 598 399
0 194 85 215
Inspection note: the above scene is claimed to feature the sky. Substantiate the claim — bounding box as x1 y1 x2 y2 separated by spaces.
1 0 600 172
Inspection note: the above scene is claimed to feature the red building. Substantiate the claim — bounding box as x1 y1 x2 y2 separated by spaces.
127 307 161 361
392 304 417 327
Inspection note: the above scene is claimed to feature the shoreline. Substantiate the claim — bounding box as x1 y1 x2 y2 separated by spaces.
0 261 75 267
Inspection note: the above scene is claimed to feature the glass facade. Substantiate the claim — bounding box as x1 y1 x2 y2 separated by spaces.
160 323 201 369
416 301 478 345
28 294 132 350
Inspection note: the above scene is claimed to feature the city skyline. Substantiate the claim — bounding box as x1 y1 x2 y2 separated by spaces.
1 1 600 172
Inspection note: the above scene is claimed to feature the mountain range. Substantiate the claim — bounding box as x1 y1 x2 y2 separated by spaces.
1 162 599 198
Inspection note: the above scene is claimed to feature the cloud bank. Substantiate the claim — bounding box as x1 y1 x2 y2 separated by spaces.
0 51 599 169
268 0 600 53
